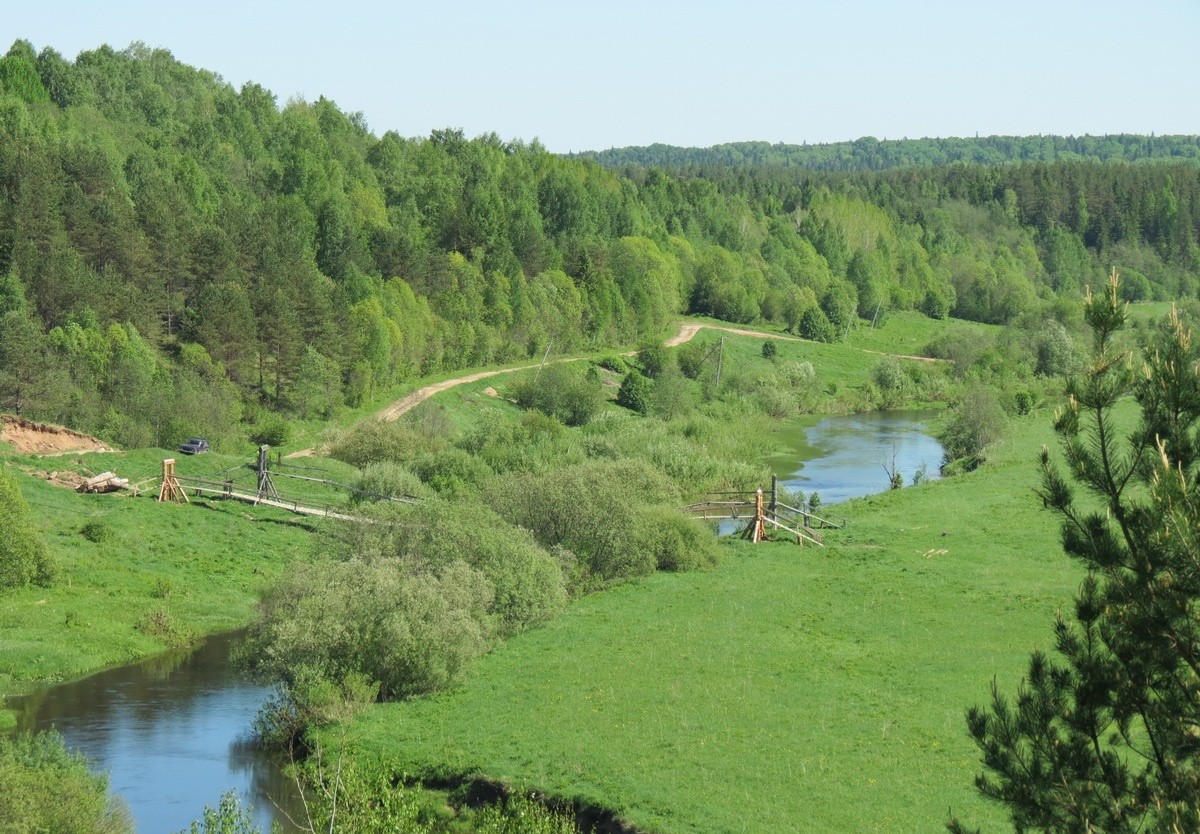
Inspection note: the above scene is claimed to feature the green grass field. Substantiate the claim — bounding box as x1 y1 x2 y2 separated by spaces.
339 408 1077 833
2 310 1064 830
0 447 320 697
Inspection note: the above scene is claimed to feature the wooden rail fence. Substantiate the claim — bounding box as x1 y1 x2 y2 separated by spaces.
685 476 844 546
155 451 416 523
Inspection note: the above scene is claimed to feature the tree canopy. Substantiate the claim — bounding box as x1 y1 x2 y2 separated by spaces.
0 39 1197 450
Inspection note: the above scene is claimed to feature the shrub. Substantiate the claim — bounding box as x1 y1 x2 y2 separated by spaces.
177 790 261 834
460 411 574 474
248 412 291 448
638 505 720 571
353 461 429 503
616 372 652 415
0 730 132 834
240 558 495 700
136 605 188 646
413 446 494 497
0 466 55 588
485 458 696 586
510 363 604 426
596 355 628 374
676 338 714 380
328 418 431 467
637 343 671 378
80 520 113 543
252 667 378 749
870 357 910 410
756 387 797 419
326 500 569 635
938 384 1008 467
761 340 777 359
650 366 695 420
799 305 837 343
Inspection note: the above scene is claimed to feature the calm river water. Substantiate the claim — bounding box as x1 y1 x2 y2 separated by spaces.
8 631 303 833
769 409 944 505
6 410 944 831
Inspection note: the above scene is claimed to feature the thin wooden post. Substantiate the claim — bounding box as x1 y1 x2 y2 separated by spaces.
158 458 189 503
741 488 765 543
256 444 279 504
770 475 778 515
753 488 765 542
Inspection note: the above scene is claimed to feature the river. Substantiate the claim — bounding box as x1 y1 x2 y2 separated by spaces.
7 631 304 833
768 409 944 505
6 410 944 832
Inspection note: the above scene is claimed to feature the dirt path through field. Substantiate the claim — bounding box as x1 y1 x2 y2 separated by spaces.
368 321 943 421
285 320 940 457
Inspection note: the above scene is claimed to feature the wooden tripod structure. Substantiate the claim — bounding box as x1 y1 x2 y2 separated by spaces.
157 458 189 503
255 444 280 504
741 489 767 543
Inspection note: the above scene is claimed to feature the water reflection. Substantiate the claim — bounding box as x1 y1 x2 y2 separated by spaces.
8 631 303 833
777 410 944 505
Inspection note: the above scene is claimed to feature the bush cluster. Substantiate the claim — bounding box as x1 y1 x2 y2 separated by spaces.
0 466 55 588
485 458 719 585
241 500 569 701
0 730 132 834
510 363 604 426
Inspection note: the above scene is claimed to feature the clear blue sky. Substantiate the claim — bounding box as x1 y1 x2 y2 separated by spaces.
5 0 1198 152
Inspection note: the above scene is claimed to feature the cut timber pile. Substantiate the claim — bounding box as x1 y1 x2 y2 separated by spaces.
0 415 112 455
77 471 129 494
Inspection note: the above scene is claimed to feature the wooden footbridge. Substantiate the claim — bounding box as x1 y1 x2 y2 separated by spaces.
686 476 844 546
157 446 417 522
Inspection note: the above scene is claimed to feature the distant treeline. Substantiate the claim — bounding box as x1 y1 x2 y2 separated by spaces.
0 39 1197 450
581 135 1200 172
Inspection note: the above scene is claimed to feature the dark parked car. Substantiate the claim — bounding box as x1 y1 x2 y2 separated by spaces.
179 438 210 455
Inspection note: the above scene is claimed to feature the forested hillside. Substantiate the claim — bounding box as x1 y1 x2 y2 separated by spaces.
1 39 1198 450
583 134 1200 171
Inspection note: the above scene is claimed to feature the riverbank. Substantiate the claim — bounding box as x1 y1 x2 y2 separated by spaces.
0 447 315 708
339 406 1077 832
1 313 984 709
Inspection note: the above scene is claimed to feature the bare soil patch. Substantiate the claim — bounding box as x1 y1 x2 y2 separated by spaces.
0 416 112 455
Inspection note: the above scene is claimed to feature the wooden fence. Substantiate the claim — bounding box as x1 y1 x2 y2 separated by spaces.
685 477 844 546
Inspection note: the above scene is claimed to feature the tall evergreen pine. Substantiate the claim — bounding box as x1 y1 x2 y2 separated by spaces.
951 271 1200 833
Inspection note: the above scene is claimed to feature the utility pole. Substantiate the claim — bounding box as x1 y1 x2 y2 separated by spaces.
533 341 553 381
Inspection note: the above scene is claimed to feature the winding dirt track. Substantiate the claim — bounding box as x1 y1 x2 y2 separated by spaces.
285 321 941 457
376 322 939 421
374 360 583 421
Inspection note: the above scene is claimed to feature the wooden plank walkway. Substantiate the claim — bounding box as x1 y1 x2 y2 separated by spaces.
175 479 368 523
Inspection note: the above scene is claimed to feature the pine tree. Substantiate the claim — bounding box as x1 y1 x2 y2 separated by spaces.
950 271 1200 833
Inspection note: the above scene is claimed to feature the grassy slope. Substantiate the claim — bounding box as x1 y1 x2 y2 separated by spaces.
0 447 327 696
3 311 1025 824
341 409 1076 833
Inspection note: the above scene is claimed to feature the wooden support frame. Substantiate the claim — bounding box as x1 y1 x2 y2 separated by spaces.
158 458 189 503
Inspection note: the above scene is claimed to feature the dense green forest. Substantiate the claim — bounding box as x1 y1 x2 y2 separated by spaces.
1 39 1198 451
582 134 1200 171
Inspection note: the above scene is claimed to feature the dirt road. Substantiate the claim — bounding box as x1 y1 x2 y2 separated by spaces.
285 320 941 457
375 321 941 422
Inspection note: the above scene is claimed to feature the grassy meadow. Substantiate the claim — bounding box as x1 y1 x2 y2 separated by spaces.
3 309 1061 829
339 408 1078 833
0 446 329 700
